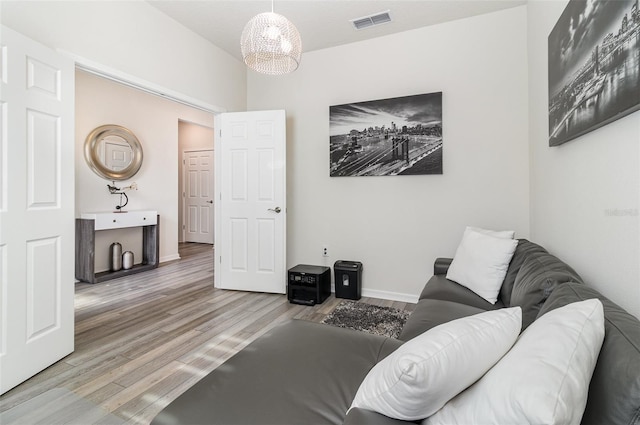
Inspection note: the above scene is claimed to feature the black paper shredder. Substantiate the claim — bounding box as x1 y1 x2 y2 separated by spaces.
334 260 362 300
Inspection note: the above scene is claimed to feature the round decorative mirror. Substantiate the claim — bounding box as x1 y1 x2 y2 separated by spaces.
84 125 143 181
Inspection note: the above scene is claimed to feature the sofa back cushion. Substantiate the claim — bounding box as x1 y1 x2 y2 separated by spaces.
399 299 488 342
499 239 548 306
537 283 640 425
419 275 503 310
511 252 583 330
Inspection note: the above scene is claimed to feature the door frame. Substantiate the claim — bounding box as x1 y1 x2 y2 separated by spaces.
67 55 222 255
70 54 225 115
181 148 215 244
214 119 222 286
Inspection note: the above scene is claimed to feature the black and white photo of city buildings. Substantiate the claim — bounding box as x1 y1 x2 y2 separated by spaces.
549 0 640 146
329 92 443 177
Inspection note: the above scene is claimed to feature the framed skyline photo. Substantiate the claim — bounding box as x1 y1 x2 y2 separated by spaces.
329 92 443 177
548 0 640 146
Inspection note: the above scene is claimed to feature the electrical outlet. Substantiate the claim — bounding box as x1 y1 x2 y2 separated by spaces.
322 245 329 257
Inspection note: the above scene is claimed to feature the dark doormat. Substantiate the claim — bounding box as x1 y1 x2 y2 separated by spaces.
321 301 410 338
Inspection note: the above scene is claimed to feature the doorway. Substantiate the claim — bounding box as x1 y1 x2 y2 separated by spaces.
178 121 215 245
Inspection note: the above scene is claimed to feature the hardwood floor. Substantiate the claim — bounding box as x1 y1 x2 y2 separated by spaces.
0 243 415 424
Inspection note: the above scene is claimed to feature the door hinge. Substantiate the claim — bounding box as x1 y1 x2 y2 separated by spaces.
219 129 222 138
182 225 185 230
219 256 222 264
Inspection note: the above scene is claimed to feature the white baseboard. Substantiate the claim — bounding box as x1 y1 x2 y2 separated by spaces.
330 285 419 304
160 254 181 263
361 288 419 304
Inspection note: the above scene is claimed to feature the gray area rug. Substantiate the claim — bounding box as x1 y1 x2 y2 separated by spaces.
0 388 125 425
321 301 410 338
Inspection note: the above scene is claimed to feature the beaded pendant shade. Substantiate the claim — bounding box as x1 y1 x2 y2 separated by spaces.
240 9 302 75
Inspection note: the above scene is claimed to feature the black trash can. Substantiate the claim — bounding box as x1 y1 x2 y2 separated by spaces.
334 260 362 300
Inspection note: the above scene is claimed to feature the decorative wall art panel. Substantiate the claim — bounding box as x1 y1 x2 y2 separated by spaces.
330 92 443 176
549 0 640 146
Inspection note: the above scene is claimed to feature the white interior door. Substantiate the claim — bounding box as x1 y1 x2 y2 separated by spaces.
184 150 214 244
215 110 286 294
0 26 75 394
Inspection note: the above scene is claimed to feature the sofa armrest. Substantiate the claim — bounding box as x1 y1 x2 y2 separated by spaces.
434 258 453 275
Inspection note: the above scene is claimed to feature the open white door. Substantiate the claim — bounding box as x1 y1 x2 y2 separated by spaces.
0 26 75 394
184 150 214 244
215 110 286 294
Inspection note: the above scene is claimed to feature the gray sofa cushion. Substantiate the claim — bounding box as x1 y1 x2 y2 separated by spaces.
511 252 583 330
151 320 402 425
398 299 486 342
419 275 503 311
499 239 548 306
343 408 410 425
537 283 640 425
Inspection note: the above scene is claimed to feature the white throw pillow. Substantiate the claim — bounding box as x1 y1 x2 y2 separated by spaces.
424 299 605 425
467 226 515 239
446 227 518 304
349 307 522 421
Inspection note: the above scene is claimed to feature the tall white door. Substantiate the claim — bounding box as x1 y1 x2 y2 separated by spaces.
184 150 214 244
0 26 75 394
215 110 286 294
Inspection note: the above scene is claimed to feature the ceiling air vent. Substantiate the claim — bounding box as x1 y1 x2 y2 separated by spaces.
350 10 392 31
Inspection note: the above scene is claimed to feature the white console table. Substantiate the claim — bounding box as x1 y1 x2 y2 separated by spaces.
75 210 159 284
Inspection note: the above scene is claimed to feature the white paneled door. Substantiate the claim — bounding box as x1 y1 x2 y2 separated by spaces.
0 26 75 394
216 111 286 294
184 150 214 244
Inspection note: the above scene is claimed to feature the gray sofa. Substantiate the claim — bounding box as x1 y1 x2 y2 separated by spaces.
152 239 640 425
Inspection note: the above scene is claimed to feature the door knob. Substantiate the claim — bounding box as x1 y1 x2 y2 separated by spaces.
268 207 282 213
206 200 213 204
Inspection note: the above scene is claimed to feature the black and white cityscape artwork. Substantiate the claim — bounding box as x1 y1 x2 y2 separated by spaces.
548 0 640 146
330 92 443 177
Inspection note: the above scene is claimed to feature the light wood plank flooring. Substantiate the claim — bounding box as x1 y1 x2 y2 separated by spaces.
0 243 415 424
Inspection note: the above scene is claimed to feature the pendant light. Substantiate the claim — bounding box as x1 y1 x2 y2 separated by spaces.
240 0 302 75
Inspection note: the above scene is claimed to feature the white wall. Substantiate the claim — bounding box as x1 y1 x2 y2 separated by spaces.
0 0 246 112
76 70 214 271
528 1 640 318
1 1 244 273
248 7 530 302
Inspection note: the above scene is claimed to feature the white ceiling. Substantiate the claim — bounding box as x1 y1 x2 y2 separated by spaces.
148 1 526 61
